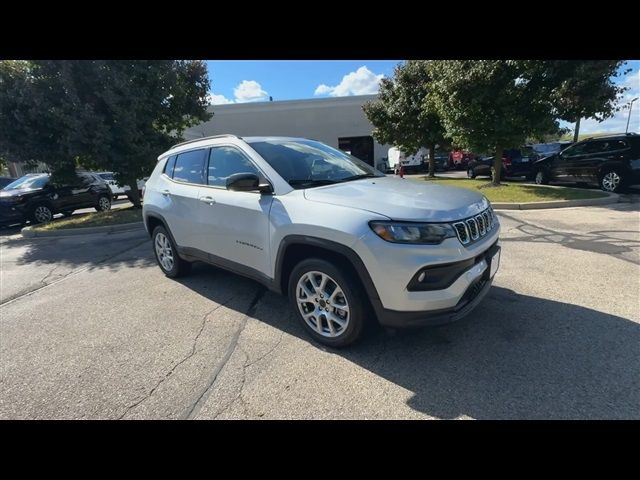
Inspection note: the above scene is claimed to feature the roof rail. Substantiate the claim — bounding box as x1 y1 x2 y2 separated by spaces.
583 132 637 141
171 134 239 149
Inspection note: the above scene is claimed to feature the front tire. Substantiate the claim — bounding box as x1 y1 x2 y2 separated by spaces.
288 258 366 348
599 168 626 193
152 225 191 278
95 195 111 212
467 168 476 179
30 204 53 224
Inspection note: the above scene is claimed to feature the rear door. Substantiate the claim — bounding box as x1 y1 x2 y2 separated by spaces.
160 148 208 249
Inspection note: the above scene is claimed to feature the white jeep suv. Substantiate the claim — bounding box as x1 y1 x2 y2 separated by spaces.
143 135 500 347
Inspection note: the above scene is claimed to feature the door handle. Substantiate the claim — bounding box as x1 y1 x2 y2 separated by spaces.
199 196 215 205
162 189 171 196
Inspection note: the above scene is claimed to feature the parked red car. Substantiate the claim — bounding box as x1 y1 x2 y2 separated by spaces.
449 150 477 170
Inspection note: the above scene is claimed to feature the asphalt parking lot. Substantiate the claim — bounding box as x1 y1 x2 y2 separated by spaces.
1 200 638 419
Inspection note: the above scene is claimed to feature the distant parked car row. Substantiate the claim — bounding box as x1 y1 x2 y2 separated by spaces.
466 134 639 193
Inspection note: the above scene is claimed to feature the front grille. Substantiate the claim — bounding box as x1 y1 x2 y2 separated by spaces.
452 207 496 246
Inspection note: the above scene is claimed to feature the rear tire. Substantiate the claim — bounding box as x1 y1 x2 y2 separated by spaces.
152 225 191 278
599 168 626 193
534 169 549 185
288 258 366 348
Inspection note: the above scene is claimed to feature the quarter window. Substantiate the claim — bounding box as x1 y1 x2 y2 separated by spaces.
207 146 260 187
602 140 628 152
172 150 206 184
164 155 176 176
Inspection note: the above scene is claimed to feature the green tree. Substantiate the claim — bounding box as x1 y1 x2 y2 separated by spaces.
541 61 629 142
363 61 448 178
0 60 211 207
428 60 561 186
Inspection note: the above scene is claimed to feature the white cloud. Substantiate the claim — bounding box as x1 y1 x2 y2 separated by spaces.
207 93 233 105
314 66 384 97
233 80 269 103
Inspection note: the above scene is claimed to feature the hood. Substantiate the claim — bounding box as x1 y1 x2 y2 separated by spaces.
303 176 489 222
0 188 40 197
533 153 557 165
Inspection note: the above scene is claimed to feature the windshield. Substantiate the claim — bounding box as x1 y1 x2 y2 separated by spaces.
248 139 382 189
3 175 49 191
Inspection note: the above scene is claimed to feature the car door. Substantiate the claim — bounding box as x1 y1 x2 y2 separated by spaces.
553 142 588 182
193 145 274 277
160 148 208 250
573 140 608 182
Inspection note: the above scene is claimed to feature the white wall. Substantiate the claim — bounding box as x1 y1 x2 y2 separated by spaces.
184 95 392 171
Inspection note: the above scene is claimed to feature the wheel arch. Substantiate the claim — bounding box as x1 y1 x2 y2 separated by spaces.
274 235 381 309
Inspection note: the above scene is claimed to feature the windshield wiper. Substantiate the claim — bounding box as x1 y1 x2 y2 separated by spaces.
336 174 378 183
288 179 341 188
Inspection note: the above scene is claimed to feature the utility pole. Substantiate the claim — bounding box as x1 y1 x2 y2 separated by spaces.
626 97 638 133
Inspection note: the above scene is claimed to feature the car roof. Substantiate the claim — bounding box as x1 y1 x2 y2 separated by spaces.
160 135 315 159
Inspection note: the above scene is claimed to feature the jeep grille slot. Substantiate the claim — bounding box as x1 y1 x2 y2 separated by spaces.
453 207 496 246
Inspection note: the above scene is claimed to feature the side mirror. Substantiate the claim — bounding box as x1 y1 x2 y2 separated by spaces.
226 173 272 194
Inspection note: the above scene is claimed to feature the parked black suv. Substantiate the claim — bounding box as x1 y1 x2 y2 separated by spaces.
532 133 640 192
0 172 112 226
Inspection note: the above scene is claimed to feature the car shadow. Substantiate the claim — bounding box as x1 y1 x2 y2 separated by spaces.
177 262 640 419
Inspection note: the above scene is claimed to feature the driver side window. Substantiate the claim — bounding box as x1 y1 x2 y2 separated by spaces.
207 146 260 188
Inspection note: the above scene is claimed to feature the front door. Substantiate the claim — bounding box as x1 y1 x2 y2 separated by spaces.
194 145 273 277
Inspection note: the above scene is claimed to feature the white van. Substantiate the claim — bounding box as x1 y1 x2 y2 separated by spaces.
387 147 427 174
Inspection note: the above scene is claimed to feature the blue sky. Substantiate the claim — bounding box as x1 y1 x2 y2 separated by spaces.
206 60 640 135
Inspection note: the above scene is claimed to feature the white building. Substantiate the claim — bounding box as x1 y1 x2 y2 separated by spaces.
184 94 392 172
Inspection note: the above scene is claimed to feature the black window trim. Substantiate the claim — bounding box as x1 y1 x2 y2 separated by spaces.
168 147 208 186
203 143 272 193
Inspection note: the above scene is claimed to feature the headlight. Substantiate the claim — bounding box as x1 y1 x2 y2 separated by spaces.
369 221 457 244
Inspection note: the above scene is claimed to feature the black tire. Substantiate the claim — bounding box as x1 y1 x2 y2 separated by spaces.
152 225 191 278
61 210 74 218
30 204 54 224
599 167 627 193
288 258 366 348
467 168 476 179
534 168 549 185
95 195 111 212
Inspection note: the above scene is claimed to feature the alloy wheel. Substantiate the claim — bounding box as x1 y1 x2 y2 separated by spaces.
601 171 620 192
98 197 111 211
34 206 52 223
154 233 174 272
535 171 544 184
296 271 350 338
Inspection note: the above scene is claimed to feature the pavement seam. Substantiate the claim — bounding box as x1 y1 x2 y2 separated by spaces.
118 297 234 420
183 287 266 420
0 237 150 308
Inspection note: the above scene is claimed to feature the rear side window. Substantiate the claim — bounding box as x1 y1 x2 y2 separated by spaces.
164 155 177 177
98 173 114 181
207 146 260 187
172 150 206 184
601 139 628 152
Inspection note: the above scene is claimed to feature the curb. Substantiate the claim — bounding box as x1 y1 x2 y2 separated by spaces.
492 191 619 210
21 222 145 238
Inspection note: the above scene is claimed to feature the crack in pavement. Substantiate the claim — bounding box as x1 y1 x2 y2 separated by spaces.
118 296 235 420
0 238 150 307
182 287 266 420
212 321 286 419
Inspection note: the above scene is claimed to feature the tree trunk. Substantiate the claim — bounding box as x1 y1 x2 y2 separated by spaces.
492 145 503 186
573 118 581 143
125 175 142 208
428 144 436 178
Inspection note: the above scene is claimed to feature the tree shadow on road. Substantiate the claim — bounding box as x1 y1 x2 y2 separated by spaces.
1 230 153 271
178 263 640 419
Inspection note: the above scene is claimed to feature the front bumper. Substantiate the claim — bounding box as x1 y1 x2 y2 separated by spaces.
0 204 27 226
375 243 499 327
